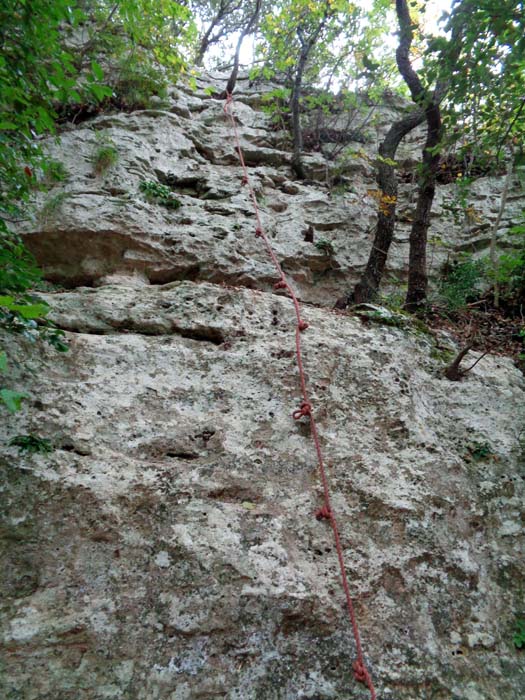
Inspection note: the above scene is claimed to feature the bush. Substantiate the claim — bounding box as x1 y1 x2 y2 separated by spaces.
91 134 119 174
438 256 486 310
113 53 168 110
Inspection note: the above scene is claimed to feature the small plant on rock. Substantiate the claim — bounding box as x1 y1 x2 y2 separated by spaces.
9 434 53 454
91 135 119 175
139 180 181 209
38 191 69 224
315 238 335 256
513 618 525 649
43 159 69 184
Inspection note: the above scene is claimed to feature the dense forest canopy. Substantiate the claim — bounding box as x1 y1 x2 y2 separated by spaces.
1 0 524 414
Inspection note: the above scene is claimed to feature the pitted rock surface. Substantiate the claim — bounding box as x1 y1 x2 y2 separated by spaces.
2 71 525 700
16 73 525 305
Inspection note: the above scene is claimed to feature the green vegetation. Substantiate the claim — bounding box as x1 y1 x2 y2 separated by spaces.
139 180 182 209
91 135 119 174
513 618 525 649
43 160 70 184
38 191 70 224
9 434 54 455
438 257 486 311
112 54 169 110
0 0 196 422
315 238 335 256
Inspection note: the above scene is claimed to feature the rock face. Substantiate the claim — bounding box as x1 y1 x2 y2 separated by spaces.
1 73 525 699
18 72 525 305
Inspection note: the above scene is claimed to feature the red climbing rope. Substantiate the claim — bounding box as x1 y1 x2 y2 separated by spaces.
223 93 377 700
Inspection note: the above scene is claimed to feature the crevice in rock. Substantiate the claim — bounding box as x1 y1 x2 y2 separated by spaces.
175 325 225 345
165 451 200 460
48 319 225 344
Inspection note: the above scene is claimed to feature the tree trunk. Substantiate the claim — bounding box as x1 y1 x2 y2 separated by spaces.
289 10 330 180
404 109 440 312
353 109 424 303
222 0 261 96
490 150 513 308
395 0 442 312
290 43 309 180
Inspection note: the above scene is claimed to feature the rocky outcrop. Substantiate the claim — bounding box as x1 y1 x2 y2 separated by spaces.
2 72 525 699
18 73 525 305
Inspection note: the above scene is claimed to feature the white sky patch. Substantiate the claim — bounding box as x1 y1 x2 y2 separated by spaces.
200 0 453 78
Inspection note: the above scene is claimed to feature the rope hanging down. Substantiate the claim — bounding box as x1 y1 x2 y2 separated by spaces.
223 93 377 700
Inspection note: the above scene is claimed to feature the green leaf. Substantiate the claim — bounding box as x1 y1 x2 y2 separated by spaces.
89 84 113 101
91 60 104 81
0 295 15 308
11 302 49 319
0 121 18 130
0 389 26 413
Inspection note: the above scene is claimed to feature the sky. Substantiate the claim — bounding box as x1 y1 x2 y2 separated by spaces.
203 0 454 72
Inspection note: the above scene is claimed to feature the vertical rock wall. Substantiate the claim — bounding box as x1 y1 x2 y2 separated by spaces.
1 73 524 699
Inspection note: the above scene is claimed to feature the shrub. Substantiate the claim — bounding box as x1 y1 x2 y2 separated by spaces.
91 134 118 174
113 53 168 110
139 180 181 209
438 256 486 310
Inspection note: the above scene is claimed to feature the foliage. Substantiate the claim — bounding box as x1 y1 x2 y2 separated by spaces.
491 217 525 303
512 618 525 649
79 1 196 83
255 0 393 93
191 0 270 66
38 192 70 224
43 160 70 184
315 238 335 255
139 180 182 209
430 1 525 171
112 53 169 110
438 256 486 311
91 134 119 174
468 441 492 461
9 434 54 455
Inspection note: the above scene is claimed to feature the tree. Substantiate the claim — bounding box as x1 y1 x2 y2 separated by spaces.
222 0 262 96
394 0 443 311
257 0 375 180
436 0 525 308
0 0 196 416
192 0 267 66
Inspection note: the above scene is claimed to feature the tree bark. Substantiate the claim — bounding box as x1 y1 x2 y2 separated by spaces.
490 150 513 308
290 35 310 179
289 5 331 180
395 0 442 312
222 0 261 96
353 109 424 303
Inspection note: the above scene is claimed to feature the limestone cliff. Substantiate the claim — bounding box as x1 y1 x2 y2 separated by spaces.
1 72 524 700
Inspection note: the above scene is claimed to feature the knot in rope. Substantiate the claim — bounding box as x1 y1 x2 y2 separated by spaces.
315 505 332 521
274 280 287 290
241 174 249 186
352 660 367 683
352 660 375 697
298 320 309 332
293 400 312 420
255 226 263 238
